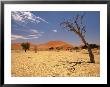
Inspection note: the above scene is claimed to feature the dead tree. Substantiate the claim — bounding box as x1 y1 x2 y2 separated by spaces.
60 14 95 63
34 45 37 53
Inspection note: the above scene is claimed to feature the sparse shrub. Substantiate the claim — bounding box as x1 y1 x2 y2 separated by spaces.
81 45 88 49
90 44 100 49
21 42 30 52
56 46 63 52
81 44 100 49
74 47 79 52
49 47 54 51
66 47 73 52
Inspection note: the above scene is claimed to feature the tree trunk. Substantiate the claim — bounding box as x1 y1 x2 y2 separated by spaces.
35 50 37 53
79 35 95 63
25 50 26 52
87 44 95 63
34 46 37 53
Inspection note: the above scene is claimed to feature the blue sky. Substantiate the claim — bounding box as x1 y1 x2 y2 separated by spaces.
11 11 100 45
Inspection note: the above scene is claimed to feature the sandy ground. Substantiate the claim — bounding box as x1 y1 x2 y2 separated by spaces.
11 50 100 77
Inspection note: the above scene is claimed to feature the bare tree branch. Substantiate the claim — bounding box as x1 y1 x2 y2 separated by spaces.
60 14 86 38
60 13 95 63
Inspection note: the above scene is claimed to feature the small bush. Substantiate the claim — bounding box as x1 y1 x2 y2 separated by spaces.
21 42 30 52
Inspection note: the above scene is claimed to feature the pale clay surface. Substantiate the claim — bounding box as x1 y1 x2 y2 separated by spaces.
11 50 100 77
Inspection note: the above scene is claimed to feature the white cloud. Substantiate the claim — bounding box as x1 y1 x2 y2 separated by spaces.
31 37 39 39
30 29 39 34
27 34 41 37
28 35 37 37
52 29 57 33
36 16 48 23
11 11 48 24
11 12 24 22
22 38 31 39
29 29 43 36
11 33 40 40
11 34 26 40
11 34 32 40
11 29 44 40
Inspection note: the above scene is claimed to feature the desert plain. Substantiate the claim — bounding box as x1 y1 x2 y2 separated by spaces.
11 47 100 77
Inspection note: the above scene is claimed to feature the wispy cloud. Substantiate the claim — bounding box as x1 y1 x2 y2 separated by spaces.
27 34 42 38
28 35 37 37
36 16 48 23
11 34 27 40
11 29 44 40
52 29 57 33
30 29 39 34
29 29 44 37
29 29 43 37
11 11 48 24
11 34 40 40
31 37 39 39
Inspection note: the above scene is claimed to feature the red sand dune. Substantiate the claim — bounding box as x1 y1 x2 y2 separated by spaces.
11 41 75 50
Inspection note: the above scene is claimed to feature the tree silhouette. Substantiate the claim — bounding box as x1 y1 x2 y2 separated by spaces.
49 47 54 51
74 47 79 52
21 42 30 52
56 46 63 52
60 14 95 63
81 44 100 49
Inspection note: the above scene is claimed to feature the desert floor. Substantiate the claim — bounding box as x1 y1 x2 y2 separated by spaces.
11 50 100 77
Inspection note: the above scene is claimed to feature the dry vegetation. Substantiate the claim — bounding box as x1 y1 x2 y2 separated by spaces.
11 49 100 77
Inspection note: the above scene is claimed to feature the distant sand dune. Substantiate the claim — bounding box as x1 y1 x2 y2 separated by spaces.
11 41 75 51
